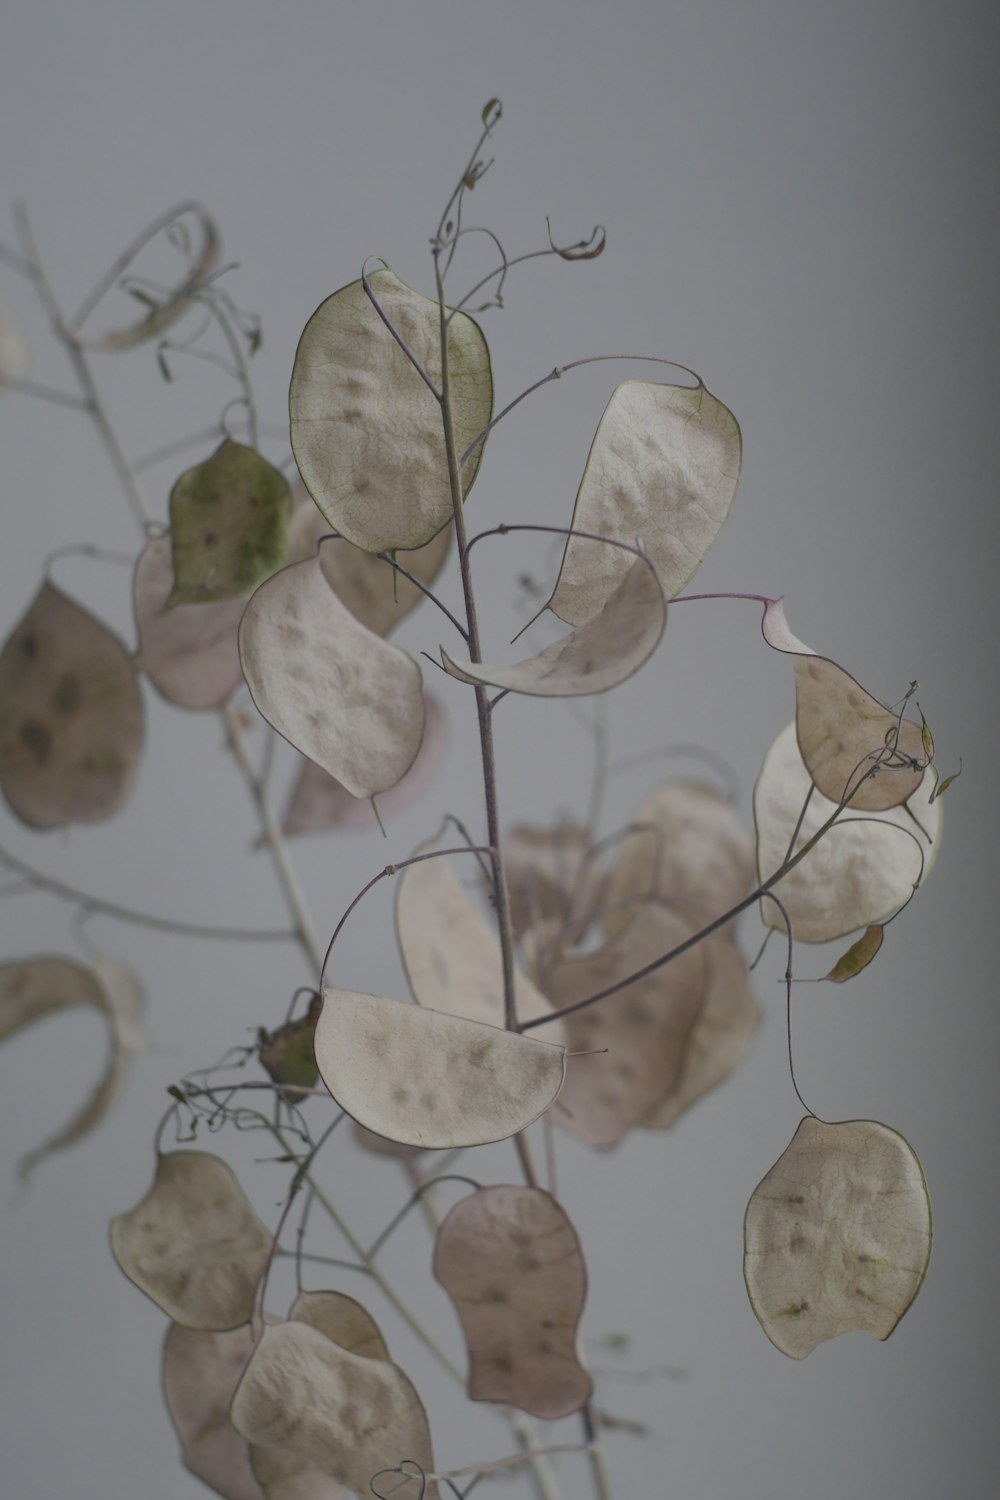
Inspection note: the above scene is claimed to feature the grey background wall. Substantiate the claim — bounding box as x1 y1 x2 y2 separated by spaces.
1 3 996 1497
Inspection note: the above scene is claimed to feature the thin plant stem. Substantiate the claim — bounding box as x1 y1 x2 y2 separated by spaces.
263 1118 464 1382
0 375 91 410
15 206 154 533
190 286 258 449
0 840 296 943
433 248 520 1038
19 208 562 1500
69 199 217 333
459 353 700 472
522 762 893 1031
376 551 470 641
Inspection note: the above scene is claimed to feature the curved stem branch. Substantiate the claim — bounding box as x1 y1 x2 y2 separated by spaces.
0 839 296 943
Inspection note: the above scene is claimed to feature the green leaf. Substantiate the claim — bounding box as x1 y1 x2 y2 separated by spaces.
258 994 321 1104
169 439 293 604
824 926 884 983
289 267 493 552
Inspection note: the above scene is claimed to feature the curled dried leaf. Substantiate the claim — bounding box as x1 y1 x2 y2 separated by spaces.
547 219 606 260
0 955 145 1180
744 1117 932 1358
442 553 665 697
79 204 218 350
603 781 755 941
169 440 292 604
395 826 564 1037
289 267 492 552
110 1151 272 1329
754 723 941 943
761 601 926 811
162 1322 265 1500
824 926 885 984
287 496 452 638
230 1321 437 1499
548 379 741 625
315 988 566 1149
282 694 445 837
543 903 707 1149
133 533 246 709
640 938 761 1129
433 1185 592 1419
239 553 425 800
0 582 144 829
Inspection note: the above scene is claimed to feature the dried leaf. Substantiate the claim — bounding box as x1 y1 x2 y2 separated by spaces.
603 781 755 940
169 440 292 604
0 955 145 1180
282 693 445 837
162 1322 266 1500
286 496 452 637
230 1321 437 1499
0 582 144 828
249 1447 348 1500
761 600 926 811
238 553 425 800
82 205 218 350
289 266 492 552
754 723 942 943
110 1151 272 1329
395 827 565 1038
442 554 665 697
503 823 603 944
433 1185 592 1419
258 995 321 1104
640 938 761 1128
289 1289 390 1363
824 926 885 983
744 1117 932 1358
314 988 566 1149
548 380 741 625
544 903 707 1149
133 533 246 709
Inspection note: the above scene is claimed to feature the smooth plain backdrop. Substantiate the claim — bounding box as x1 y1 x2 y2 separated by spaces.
1 4 997 1498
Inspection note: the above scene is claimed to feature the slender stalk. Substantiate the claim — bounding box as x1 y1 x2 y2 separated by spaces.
0 840 295 943
523 762 892 1030
260 1118 465 1381
433 249 521 1040
15 205 153 533
434 246 578 1496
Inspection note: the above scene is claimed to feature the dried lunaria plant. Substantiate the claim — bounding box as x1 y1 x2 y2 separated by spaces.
0 100 955 1500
